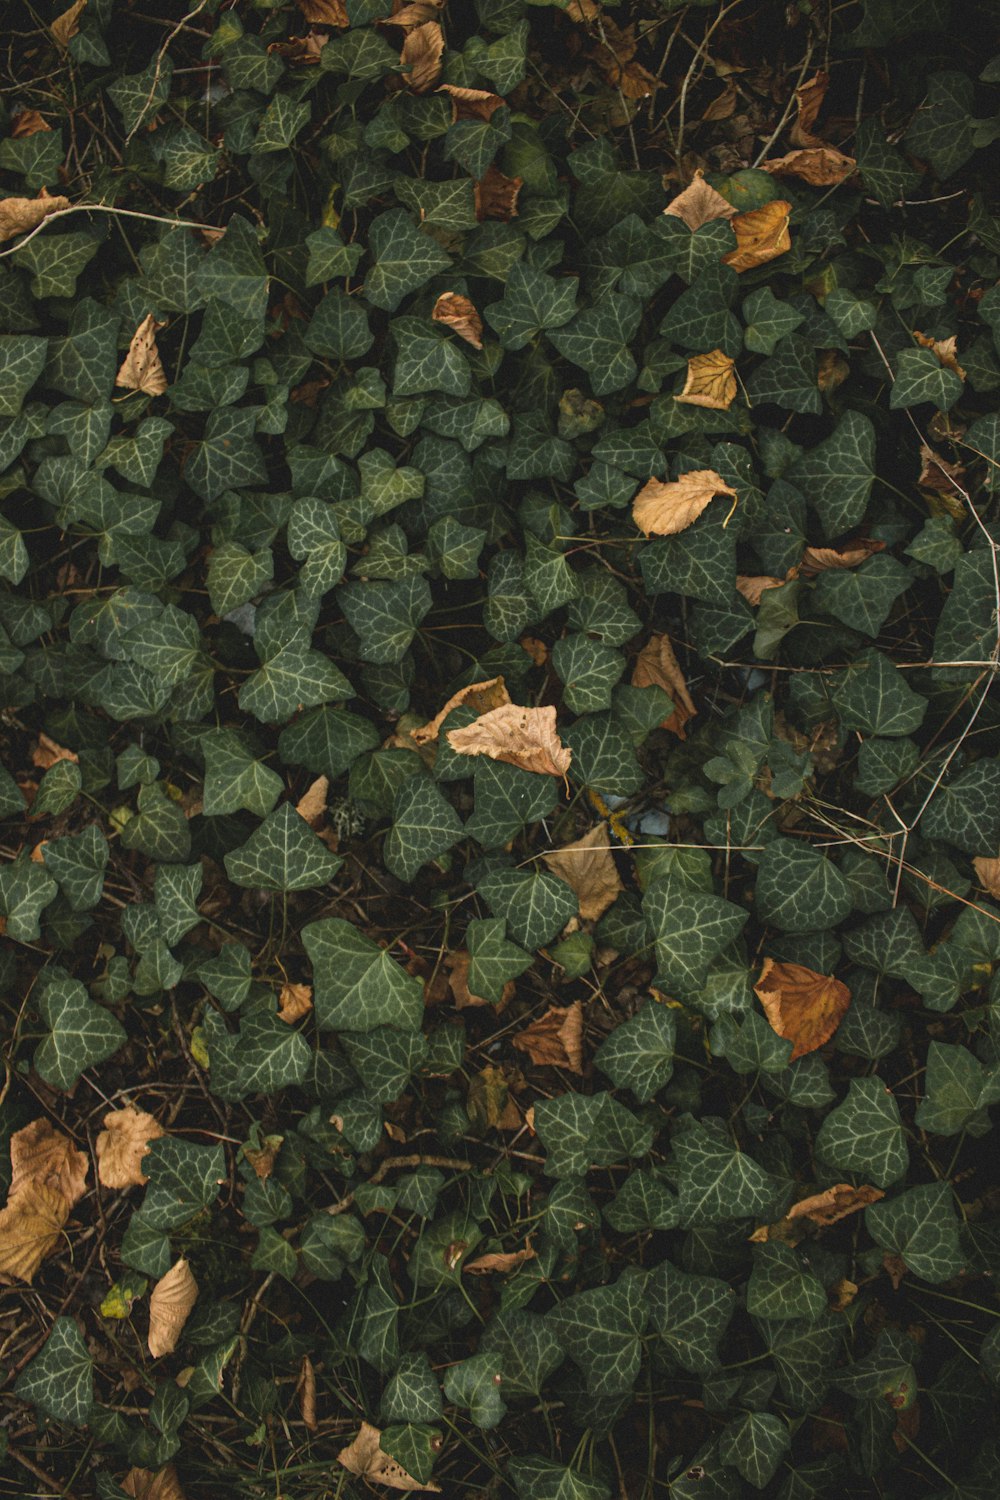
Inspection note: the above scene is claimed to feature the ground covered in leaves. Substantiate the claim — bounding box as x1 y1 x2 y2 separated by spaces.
2 1 1000 1497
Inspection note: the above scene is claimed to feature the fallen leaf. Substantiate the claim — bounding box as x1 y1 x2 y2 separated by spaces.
121 1467 186 1500
51 0 87 48
117 315 168 396
446 704 571 778
96 1106 166 1190
12 110 51 138
31 732 79 769
243 1134 283 1179
702 81 739 121
663 170 737 231
475 164 522 220
295 775 329 827
269 31 328 64
278 982 313 1023
437 85 506 122
148 1258 198 1358
913 330 966 380
723 201 792 274
10 1118 88 1209
390 0 446 27
973 856 1000 898
401 20 444 93
298 1354 318 1431
564 0 602 19
817 348 850 395
799 538 885 575
789 70 829 148
447 951 512 1011
754 958 851 1061
882 1251 908 1291
736 574 787 606
337 1421 442 1492
519 635 549 667
432 292 483 349
512 1001 584 1072
787 1183 885 1225
631 633 696 738
543 825 622 922
412 677 511 745
675 349 737 410
31 841 48 864
0 191 72 246
828 1277 858 1311
0 1182 68 1283
632 469 738 537
760 146 857 186
295 0 347 23
917 443 966 496
464 1242 536 1274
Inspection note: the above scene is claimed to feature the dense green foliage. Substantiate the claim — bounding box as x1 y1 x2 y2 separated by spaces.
2 0 1000 1496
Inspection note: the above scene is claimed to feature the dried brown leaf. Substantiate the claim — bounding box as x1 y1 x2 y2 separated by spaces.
913 330 966 380
787 1183 885 1225
295 775 328 827
0 191 71 246
298 1354 318 1431
447 950 512 1011
295 0 347 24
0 1182 68 1283
789 70 829 148
675 349 736 410
723 200 792 274
663 170 737 231
278 982 313 1023
564 0 602 19
917 443 966 496
96 1106 165 1190
31 732 79 769
760 146 857 186
401 21 444 93
736 574 787 607
631 633 696 739
437 84 506 122
702 81 739 121
412 677 511 745
632 469 738 537
973 856 1000 898
148 1258 198 1358
337 1421 442 1492
543 825 622 922
475 164 522 220
432 292 483 349
512 1002 584 1072
754 957 851 1061
799 538 884 576
10 1118 88 1209
464 1242 536 1275
12 110 51 138
51 0 87 48
519 634 549 666
121 1466 186 1500
390 0 445 27
446 704 571 778
269 31 328 64
117 315 168 396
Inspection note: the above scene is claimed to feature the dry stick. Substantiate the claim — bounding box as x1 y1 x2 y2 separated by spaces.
751 38 816 168
0 202 212 260
324 1154 474 1218
6 1448 82 1500
123 0 212 147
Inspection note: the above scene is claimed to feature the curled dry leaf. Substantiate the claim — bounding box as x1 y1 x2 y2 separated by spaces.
51 0 87 48
447 950 512 1011
401 21 445 93
760 147 857 186
270 31 328 64
297 1354 318 1431
631 633 696 738
31 732 79 769
12 110 51 138
663 170 737 232
117 315 168 396
432 292 483 349
437 85 506 123
464 1241 536 1274
723 201 792 274
736 574 787 607
512 1001 584 1072
973 856 1000 898
337 1421 442 1492
754 957 851 1061
446 704 571 778
295 774 329 827
633 469 738 538
390 0 446 28
278 982 313 1023
675 349 737 410
10 1118 88 1209
564 0 602 20
817 349 850 396
789 69 829 148
799 537 884 576
243 1133 283 1179
787 1183 885 1225
543 825 622 922
0 1181 69 1283
0 190 72 246
148 1258 198 1358
121 1466 186 1500
295 0 347 24
917 443 966 496
96 1105 166 1189
475 164 522 221
412 677 510 745
913 330 966 380
519 635 549 667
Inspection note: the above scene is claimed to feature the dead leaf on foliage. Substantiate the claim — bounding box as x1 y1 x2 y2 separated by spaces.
31 732 79 770
297 1354 318 1431
675 349 737 410
278 982 313 1023
519 635 549 667
754 957 851 1061
0 190 71 245
96 1106 165 1190
10 1118 88 1208
789 70 829 148
761 146 857 186
0 1182 68 1283
787 1183 885 1225
973 856 1000 898
269 31 328 64
467 1064 523 1130
883 1251 908 1291
799 538 884 576
663 170 737 231
512 1002 584 1072
295 0 347 24
564 0 602 20
243 1134 283 1179
400 21 444 92
122 1466 186 1500
736 574 787 607
446 704 571 778
633 469 738 538
117 315 168 396
723 201 792 274
51 0 86 48
295 775 328 827
337 1421 442 1492
917 443 966 496
631 633 696 739
447 950 512 1011
12 110 51 138
590 20 660 98
464 1241 536 1274
432 292 483 349
437 84 506 123
817 348 850 396
703 82 739 121
475 164 522 220
829 1277 859 1311
412 677 511 745
543 825 622 922
148 1258 198 1358
913 330 966 380
390 0 445 28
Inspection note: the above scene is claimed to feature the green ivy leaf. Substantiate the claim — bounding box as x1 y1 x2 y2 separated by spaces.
467 917 532 1004
534 1092 654 1177
646 1258 736 1375
815 1077 908 1187
363 210 452 312
831 648 927 736
915 1041 1000 1135
865 1182 965 1282
33 972 126 1090
746 1243 827 1323
14 1318 94 1428
548 293 641 396
224 803 342 892
485 261 578 351
718 1410 790 1490
673 1117 789 1226
788 411 875 537
43 824 108 911
754 840 853 933
546 1270 648 1399
202 729 282 818
303 916 424 1031
508 1456 610 1500
594 1000 676 1103
644 877 748 996
890 347 964 409
140 1137 226 1230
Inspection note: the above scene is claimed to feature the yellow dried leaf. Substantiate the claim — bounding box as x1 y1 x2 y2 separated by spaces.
789 69 829 148
116 314 168 396
12 110 51 138
148 1258 198 1358
295 774 328 827
675 349 736 410
631 633 697 739
337 1421 442 1492
269 31 328 64
543 824 622 922
632 469 738 538
760 147 857 186
913 330 966 380
464 1241 536 1274
51 0 87 48
10 1118 88 1209
390 0 446 28
799 538 884 576
412 677 511 745
917 442 966 496
973 857 1000 898
278 982 314 1023
787 1183 885 1225
754 957 851 1061
736 574 787 607
829 1276 859 1311
243 1134 283 1179
437 84 506 122
31 732 79 769
723 200 792 274
96 1106 165 1190
0 1182 68 1283
663 170 737 231
0 191 71 246
295 0 347 23
121 1465 186 1500
446 704 571 778
298 1354 318 1431
432 292 483 349
512 1001 584 1072
474 163 522 221
401 20 444 93
447 950 512 1011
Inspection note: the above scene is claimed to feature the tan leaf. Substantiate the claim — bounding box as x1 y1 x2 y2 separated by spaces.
278 982 313 1023
754 957 851 1061
543 825 622 922
437 84 506 122
631 633 696 739
789 70 829 148
121 1466 186 1500
828 1276 859 1311
0 191 71 246
663 170 737 232
467 1064 522 1129
565 0 602 19
512 1001 584 1072
973 856 1000 898
447 950 512 1011
519 635 549 667
432 292 483 349
474 164 522 221
269 31 328 64
401 21 444 93
722 201 792 274
675 349 736 410
882 1251 908 1291
760 147 857 186
10 1118 88 1209
297 1354 318 1431
31 732 79 769
913 330 966 380
337 1421 442 1492
917 443 966 496
51 0 87 48
390 0 446 27
702 81 739 121
295 0 347 24
117 315 168 396
632 469 738 538
446 703 571 778
799 538 885 576
96 1106 165 1190
787 1183 885 1225
12 110 52 138
412 677 511 745
736 574 786 606
295 775 329 827
0 1182 68 1283
243 1134 283 1179
148 1258 198 1358
817 348 850 396
464 1242 536 1275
